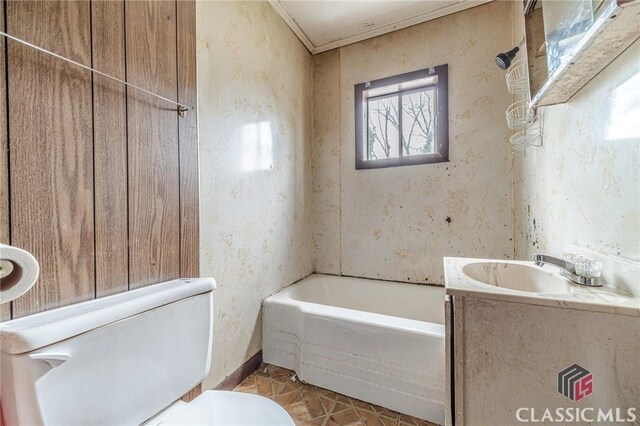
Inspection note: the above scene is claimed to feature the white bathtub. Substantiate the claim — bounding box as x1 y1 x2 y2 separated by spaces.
262 274 445 424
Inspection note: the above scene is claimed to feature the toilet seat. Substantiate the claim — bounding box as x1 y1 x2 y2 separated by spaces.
143 390 295 426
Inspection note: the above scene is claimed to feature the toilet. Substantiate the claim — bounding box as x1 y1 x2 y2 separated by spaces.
0 278 294 426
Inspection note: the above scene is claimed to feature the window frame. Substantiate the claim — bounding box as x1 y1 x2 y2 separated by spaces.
354 65 449 170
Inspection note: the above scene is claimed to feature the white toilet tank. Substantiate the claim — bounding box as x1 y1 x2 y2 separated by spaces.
0 278 215 426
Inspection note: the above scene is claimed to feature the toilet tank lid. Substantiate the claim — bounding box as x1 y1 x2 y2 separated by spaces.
0 278 216 354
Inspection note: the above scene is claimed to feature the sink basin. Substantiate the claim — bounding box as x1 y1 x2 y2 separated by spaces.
445 257 640 317
462 261 573 293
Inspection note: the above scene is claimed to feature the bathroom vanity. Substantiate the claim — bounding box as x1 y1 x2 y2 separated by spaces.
443 257 640 426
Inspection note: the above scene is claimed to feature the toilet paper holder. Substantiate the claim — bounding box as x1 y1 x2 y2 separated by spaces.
0 259 14 279
0 244 40 305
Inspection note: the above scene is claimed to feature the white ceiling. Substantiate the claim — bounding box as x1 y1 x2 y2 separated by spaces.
269 0 492 54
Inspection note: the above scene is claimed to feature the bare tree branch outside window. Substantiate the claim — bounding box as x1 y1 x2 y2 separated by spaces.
355 65 448 170
367 88 436 160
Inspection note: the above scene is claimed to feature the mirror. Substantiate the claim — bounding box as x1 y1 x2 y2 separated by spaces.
523 0 640 107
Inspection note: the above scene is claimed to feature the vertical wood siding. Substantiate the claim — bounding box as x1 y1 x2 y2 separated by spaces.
0 0 10 322
92 0 129 298
1 0 198 326
8 0 95 318
125 0 181 289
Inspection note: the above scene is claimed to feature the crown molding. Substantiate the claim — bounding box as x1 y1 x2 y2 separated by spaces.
268 0 315 53
269 0 493 55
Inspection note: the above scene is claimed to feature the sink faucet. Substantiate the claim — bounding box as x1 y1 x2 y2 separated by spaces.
533 254 603 287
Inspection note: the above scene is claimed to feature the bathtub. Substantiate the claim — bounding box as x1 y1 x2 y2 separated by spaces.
262 274 445 424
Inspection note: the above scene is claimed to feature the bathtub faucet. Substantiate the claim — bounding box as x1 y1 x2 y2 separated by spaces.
533 253 603 287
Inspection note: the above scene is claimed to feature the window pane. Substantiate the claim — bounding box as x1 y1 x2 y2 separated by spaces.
367 96 400 160
365 75 438 98
401 88 437 156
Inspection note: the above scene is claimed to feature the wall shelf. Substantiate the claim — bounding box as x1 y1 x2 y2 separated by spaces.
504 54 541 156
506 99 535 130
510 127 542 157
505 58 529 95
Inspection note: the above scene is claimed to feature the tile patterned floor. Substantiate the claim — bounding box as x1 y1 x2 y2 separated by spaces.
233 363 440 426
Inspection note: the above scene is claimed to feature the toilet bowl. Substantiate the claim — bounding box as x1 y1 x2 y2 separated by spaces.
144 391 294 426
0 278 294 426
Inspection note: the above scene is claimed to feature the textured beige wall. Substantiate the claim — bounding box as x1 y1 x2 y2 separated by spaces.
195 0 638 390
312 49 342 274
512 12 640 263
312 2 515 284
197 1 313 388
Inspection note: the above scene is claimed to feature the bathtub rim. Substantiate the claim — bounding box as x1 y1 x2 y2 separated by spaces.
264 274 445 339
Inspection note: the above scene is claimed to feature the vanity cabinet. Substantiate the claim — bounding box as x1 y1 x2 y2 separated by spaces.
445 295 639 425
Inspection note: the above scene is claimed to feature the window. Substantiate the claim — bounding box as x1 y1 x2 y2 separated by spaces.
355 65 449 169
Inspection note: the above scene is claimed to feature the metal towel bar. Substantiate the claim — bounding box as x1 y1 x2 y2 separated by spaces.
0 30 192 117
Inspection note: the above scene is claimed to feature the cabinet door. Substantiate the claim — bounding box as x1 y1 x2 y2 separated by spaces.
445 296 453 425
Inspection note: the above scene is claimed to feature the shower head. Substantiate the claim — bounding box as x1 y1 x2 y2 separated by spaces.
495 46 520 70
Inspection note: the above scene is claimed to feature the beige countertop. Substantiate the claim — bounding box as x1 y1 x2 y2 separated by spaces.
444 257 640 317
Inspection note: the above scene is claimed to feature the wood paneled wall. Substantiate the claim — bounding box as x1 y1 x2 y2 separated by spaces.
8 0 95 318
0 0 10 322
92 0 128 298
0 0 199 319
